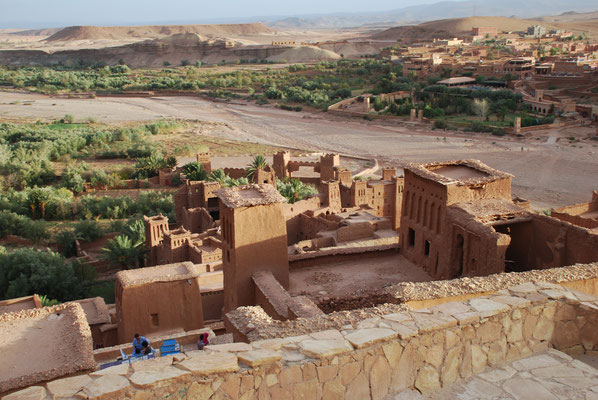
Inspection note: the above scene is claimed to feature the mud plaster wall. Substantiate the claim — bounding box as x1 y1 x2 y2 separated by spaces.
284 197 323 245
116 278 204 344
337 222 375 242
525 215 598 270
21 283 598 400
221 202 289 313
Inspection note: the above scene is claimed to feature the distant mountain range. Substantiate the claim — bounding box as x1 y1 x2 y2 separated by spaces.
267 0 598 29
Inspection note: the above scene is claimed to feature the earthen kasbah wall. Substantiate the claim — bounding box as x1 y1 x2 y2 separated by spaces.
115 265 205 344
219 188 289 314
15 282 598 400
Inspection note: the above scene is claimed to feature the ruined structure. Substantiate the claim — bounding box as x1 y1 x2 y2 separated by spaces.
217 184 290 313
400 160 598 280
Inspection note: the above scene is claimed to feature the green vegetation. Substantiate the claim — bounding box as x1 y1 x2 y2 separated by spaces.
246 155 268 180
276 178 318 204
0 248 95 301
182 161 208 181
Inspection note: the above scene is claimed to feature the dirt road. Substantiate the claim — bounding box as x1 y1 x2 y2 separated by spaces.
1 91 596 209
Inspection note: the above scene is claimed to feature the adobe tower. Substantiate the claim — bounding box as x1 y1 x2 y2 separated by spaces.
217 184 290 313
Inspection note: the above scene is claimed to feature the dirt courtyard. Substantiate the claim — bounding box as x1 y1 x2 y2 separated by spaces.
289 253 431 299
1 91 597 209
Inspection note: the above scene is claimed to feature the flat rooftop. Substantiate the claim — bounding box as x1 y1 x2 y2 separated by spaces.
452 198 529 224
116 261 203 288
0 295 40 315
72 297 110 326
0 303 95 393
216 184 286 208
407 159 513 186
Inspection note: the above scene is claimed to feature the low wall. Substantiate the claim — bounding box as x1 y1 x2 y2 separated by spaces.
289 245 398 269
11 282 598 400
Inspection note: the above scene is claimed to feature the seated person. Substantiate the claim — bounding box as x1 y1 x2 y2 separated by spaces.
141 340 153 355
197 333 209 350
132 333 149 355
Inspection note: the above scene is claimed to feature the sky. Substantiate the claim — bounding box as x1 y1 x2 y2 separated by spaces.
0 0 440 28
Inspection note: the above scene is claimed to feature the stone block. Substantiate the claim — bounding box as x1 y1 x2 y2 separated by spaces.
2 386 48 400
382 313 412 323
512 354 561 370
478 365 516 383
503 377 559 400
310 330 344 341
299 339 353 359
90 363 130 377
344 328 397 349
477 321 502 343
220 376 241 400
539 289 567 299
471 344 487 374
237 349 282 367
468 298 510 318
508 282 538 295
428 301 472 316
206 342 253 353
453 311 481 325
391 321 419 339
81 374 130 399
382 341 403 367
317 365 339 383
187 381 214 400
441 346 461 385
414 365 440 394
370 356 391 400
129 365 189 387
491 295 531 309
345 373 370 399
533 316 555 341
322 379 344 400
411 312 457 333
178 351 239 375
46 374 93 398
340 362 361 386
279 364 302 387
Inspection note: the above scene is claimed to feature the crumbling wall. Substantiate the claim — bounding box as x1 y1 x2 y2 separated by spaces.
337 221 375 242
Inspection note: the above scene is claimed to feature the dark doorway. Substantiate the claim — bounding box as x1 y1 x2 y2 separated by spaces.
455 234 464 277
494 222 532 272
408 228 415 247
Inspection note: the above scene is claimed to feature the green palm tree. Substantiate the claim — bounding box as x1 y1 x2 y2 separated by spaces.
101 235 144 269
207 168 228 185
182 162 207 181
246 155 268 181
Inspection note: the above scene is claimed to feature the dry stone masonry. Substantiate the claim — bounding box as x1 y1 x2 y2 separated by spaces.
6 281 598 399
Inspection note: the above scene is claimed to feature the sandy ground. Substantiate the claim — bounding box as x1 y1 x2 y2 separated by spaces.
1 91 597 209
289 253 432 298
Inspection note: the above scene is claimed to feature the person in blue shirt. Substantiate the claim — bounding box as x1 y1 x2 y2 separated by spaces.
132 333 149 355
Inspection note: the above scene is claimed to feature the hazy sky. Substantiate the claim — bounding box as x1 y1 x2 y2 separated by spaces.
1 0 440 28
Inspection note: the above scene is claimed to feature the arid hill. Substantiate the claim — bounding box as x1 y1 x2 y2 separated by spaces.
8 28 63 37
44 23 275 42
371 16 560 40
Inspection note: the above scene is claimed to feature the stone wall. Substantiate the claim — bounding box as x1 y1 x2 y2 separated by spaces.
10 282 598 399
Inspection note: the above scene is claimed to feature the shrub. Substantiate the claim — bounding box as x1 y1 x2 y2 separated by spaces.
0 210 49 241
63 114 75 124
54 230 77 257
74 220 104 242
0 248 91 301
433 120 447 130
